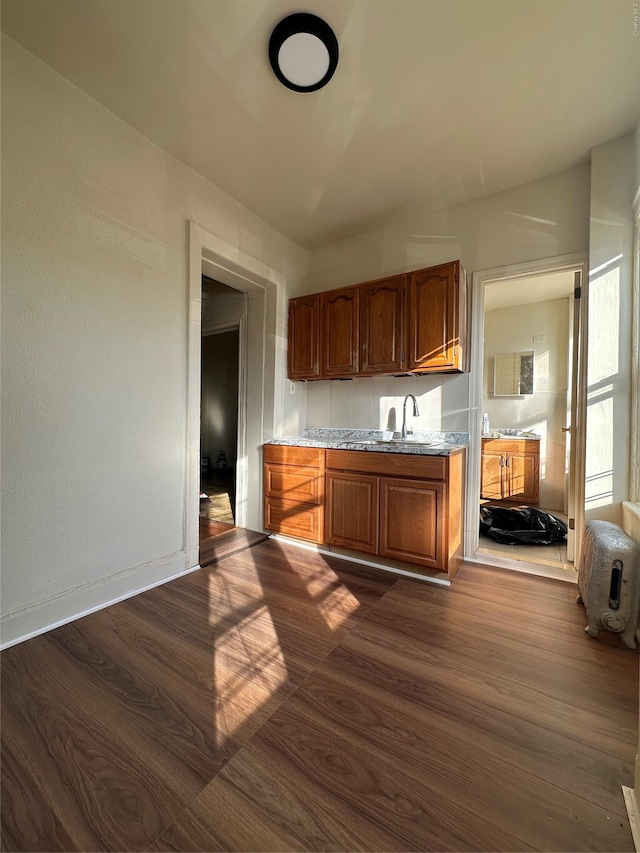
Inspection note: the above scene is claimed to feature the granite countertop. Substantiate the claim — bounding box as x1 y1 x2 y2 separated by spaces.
482 429 541 441
266 428 469 457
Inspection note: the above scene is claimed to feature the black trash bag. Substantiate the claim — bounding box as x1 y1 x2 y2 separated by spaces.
480 505 568 545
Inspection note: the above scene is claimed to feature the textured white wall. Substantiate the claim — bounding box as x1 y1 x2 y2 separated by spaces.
304 165 590 434
1 36 306 632
483 298 570 512
585 134 635 526
305 165 591 293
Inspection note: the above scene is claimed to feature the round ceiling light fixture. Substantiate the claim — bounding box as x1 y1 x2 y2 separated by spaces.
269 13 339 93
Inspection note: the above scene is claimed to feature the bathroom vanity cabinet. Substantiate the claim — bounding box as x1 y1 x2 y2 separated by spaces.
480 437 540 505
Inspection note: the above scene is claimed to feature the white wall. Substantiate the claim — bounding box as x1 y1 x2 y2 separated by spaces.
483 298 570 512
586 135 635 526
304 165 590 435
306 374 471 434
0 36 307 642
305 165 590 292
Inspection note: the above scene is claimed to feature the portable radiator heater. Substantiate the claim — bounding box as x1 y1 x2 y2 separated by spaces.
576 520 640 649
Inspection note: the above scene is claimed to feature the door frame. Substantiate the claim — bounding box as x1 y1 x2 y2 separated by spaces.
186 222 283 568
465 252 589 569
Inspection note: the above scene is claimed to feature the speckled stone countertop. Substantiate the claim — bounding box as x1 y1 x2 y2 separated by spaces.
266 428 469 457
482 429 541 440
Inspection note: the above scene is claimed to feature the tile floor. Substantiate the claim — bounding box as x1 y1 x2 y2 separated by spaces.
477 507 575 572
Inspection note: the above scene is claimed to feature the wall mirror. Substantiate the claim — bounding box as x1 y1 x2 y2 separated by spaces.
493 351 534 396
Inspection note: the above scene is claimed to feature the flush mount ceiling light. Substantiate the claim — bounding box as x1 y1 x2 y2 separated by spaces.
268 13 339 92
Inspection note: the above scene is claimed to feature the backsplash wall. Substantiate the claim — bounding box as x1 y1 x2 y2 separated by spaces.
306 373 470 434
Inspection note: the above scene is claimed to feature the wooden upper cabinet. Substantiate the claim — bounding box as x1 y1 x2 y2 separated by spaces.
406 260 467 373
288 294 320 380
360 275 406 374
321 287 359 377
287 260 467 380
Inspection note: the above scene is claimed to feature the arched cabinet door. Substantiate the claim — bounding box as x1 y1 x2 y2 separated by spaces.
288 294 320 380
321 286 359 377
406 260 467 373
360 274 406 374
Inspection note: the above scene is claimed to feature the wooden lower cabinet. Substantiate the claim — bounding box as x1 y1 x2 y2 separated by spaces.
379 478 444 569
324 448 465 578
480 449 504 501
264 499 323 542
508 453 539 504
265 444 465 578
325 472 378 554
480 438 539 505
263 445 325 543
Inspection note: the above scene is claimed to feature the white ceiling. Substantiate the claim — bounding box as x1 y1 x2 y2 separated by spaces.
2 0 638 250
484 270 575 311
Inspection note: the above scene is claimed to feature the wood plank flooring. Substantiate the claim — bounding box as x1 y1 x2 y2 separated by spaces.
1 539 637 852
199 520 267 567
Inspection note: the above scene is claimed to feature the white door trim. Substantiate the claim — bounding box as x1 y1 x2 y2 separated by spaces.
466 252 589 564
187 222 283 568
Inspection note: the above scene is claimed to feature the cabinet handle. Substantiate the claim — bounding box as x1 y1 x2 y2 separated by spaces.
499 455 504 467
505 456 510 468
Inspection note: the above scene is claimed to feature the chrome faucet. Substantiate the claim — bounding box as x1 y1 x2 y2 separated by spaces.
401 394 420 440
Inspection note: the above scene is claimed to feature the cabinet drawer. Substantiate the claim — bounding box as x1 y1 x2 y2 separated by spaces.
264 445 325 468
481 438 539 457
264 498 323 543
325 449 447 481
265 464 323 504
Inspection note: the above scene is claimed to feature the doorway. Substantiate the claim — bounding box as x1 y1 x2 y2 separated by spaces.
200 328 239 530
466 254 589 581
199 276 243 555
186 222 283 571
198 275 266 564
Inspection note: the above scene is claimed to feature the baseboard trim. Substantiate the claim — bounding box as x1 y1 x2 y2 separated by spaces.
1 555 202 651
623 786 640 852
269 534 451 587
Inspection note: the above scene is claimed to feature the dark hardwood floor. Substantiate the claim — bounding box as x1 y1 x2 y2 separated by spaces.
199 472 267 566
1 540 637 852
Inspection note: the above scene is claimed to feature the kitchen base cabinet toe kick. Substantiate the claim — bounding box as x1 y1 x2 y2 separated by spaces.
264 444 465 582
